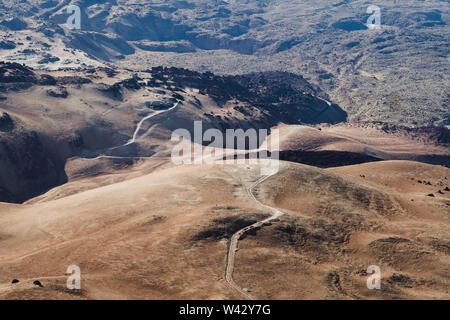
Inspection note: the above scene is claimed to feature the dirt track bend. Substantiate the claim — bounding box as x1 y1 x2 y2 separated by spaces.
225 172 285 300
82 101 180 161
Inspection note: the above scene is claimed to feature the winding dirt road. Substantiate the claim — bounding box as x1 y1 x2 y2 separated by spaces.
82 101 180 161
80 100 284 299
224 172 285 300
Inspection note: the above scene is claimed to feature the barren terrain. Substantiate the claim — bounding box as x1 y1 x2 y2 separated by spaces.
0 1 448 299
0 160 448 299
0 0 448 126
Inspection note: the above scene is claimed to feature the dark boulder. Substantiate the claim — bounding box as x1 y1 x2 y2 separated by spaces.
33 280 43 287
47 87 69 98
38 55 60 64
39 74 57 85
0 41 16 50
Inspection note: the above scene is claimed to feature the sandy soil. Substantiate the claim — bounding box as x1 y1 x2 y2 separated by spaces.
276 124 449 159
0 160 448 299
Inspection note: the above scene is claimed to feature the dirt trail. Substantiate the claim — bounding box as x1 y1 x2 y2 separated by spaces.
128 102 179 144
224 173 285 300
82 101 180 161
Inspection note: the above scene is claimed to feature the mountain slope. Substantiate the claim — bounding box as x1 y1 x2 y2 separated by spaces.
0 62 346 203
0 160 448 299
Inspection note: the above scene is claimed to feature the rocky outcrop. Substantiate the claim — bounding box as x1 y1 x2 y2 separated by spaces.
0 112 13 132
0 62 37 84
135 40 196 53
0 41 16 50
0 62 84 92
0 17 27 30
46 87 69 98
38 55 60 64
147 67 347 124
97 83 123 101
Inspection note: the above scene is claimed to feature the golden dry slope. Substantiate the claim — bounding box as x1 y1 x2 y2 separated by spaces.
0 160 448 300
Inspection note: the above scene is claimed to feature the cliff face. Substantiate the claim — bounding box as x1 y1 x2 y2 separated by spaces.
0 130 67 203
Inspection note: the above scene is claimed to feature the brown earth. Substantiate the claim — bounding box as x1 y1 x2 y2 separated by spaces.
0 160 448 299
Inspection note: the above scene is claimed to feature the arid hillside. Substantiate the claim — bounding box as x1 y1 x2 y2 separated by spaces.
0 62 346 203
0 0 448 302
0 160 448 299
1 62 448 204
